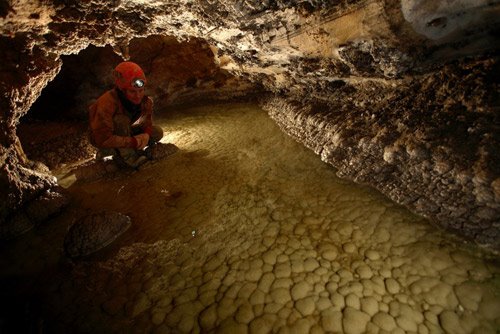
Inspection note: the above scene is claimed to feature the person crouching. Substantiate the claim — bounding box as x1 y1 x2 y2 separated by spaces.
88 61 163 168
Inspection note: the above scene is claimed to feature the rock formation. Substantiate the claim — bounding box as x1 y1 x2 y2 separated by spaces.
0 0 499 249
64 210 131 258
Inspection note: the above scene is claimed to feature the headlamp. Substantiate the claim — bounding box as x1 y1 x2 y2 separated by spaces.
132 78 145 88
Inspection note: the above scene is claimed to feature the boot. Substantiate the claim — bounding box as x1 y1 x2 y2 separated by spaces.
114 149 148 169
95 148 116 161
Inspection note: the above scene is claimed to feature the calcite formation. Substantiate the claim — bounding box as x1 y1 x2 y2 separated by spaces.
0 0 499 249
263 57 500 248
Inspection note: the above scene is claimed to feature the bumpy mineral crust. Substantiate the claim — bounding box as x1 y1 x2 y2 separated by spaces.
0 0 499 249
263 57 500 249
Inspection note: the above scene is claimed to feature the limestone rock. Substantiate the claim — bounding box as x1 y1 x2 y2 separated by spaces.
63 211 131 258
0 188 69 240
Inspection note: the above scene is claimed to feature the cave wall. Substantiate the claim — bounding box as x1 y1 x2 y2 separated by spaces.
264 57 500 248
28 36 255 121
0 0 499 249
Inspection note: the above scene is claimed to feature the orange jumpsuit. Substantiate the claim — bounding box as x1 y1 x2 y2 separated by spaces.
88 88 154 148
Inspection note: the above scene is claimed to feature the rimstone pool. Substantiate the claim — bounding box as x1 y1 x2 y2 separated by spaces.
1 103 499 333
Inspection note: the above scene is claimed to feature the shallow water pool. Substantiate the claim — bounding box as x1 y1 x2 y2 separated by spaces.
1 103 499 333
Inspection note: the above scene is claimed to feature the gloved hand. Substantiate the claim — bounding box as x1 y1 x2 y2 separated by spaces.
134 133 150 150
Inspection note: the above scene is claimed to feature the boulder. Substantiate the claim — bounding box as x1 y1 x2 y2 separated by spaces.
63 211 131 258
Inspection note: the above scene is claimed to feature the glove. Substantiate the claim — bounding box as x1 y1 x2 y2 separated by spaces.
133 133 150 150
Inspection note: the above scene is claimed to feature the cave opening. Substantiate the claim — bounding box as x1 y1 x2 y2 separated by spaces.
24 45 121 122
17 45 122 170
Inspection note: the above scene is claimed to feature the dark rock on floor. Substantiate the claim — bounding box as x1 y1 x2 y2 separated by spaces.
64 211 132 258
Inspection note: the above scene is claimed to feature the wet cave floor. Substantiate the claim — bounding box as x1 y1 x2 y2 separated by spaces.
1 103 500 333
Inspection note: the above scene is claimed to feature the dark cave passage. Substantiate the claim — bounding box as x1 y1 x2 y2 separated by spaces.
26 45 122 121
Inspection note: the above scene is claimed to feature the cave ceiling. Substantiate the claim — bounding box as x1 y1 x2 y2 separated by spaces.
0 0 498 117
